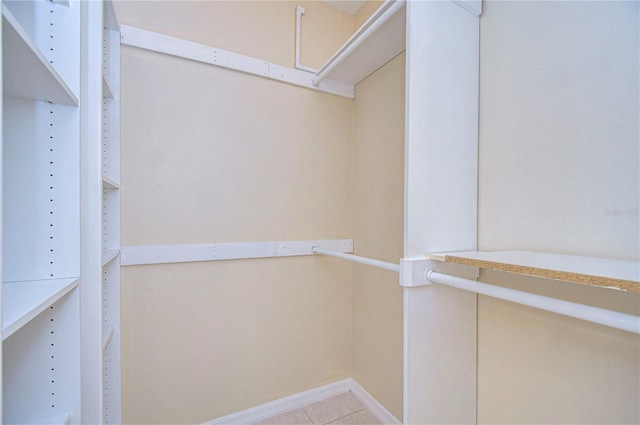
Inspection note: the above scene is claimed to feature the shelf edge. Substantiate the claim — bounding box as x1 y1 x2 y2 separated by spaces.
428 250 640 293
2 278 80 341
102 323 115 351
102 175 120 190
103 75 114 99
313 0 405 85
2 4 79 105
102 249 120 266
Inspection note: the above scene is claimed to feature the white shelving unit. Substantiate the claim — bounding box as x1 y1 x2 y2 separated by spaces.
2 0 120 423
1 0 82 422
100 2 121 423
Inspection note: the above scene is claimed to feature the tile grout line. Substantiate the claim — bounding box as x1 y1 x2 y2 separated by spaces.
327 409 365 425
320 391 368 425
302 406 315 425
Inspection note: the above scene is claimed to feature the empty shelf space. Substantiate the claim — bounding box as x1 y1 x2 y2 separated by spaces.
25 412 71 425
102 249 120 266
428 250 640 292
314 0 405 85
102 175 120 190
103 75 114 99
1 5 78 106
2 277 80 340
102 324 115 351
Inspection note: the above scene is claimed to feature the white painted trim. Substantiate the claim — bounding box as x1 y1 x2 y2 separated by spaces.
120 239 353 266
119 25 354 99
350 380 401 425
203 379 352 425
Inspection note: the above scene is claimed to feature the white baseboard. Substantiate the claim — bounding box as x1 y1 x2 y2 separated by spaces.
349 380 401 425
203 379 352 425
202 378 401 425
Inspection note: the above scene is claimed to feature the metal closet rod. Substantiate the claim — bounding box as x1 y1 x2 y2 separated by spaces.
310 247 639 334
426 270 640 335
311 247 401 272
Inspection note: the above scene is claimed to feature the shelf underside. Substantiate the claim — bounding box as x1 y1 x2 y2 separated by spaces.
315 0 406 85
428 250 640 293
102 175 120 190
2 5 78 105
2 278 79 340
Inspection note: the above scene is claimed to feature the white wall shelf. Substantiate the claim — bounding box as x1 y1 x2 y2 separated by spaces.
102 175 120 190
25 412 72 425
102 324 115 351
428 250 640 292
1 5 78 106
3 0 109 422
313 0 406 86
102 75 114 99
1 278 79 341
102 250 120 267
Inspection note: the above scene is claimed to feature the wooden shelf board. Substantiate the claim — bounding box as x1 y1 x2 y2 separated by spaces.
25 412 71 425
103 75 114 99
102 175 120 190
102 249 120 267
2 5 78 106
314 0 405 85
102 323 115 351
2 278 80 341
427 250 640 293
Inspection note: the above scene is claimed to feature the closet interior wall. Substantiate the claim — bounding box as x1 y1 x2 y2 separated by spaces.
352 51 405 421
477 2 639 423
114 2 359 423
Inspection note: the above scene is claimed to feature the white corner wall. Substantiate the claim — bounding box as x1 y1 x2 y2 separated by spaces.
478 1 640 423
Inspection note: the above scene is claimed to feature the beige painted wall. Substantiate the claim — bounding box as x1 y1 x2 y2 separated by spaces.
116 2 355 423
355 0 383 29
478 1 640 423
352 52 405 421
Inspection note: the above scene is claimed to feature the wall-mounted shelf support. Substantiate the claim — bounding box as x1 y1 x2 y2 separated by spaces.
121 239 353 266
120 25 355 99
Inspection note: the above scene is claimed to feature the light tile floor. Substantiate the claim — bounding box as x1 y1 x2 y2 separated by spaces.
253 392 383 425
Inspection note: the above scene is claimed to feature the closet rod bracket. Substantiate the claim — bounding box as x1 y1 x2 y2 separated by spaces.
399 258 434 287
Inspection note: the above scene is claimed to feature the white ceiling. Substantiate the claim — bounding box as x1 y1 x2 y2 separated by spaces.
320 0 367 15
